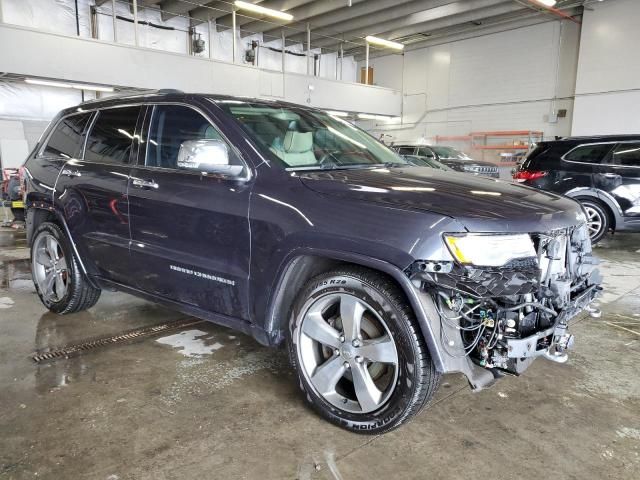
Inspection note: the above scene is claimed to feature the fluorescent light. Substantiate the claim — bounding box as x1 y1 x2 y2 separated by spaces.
72 83 114 92
25 78 114 92
470 190 501 196
533 0 557 6
358 113 399 121
365 35 404 50
391 187 435 192
326 110 349 117
234 1 293 21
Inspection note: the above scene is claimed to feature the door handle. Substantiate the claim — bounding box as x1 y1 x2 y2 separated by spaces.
61 168 82 178
132 178 159 189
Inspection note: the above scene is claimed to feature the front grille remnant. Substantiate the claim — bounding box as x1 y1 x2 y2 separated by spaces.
31 318 205 363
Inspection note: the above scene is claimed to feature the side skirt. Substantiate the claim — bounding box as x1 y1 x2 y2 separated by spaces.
94 277 274 347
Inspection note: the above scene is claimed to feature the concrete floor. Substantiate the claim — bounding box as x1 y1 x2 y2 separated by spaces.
0 227 638 480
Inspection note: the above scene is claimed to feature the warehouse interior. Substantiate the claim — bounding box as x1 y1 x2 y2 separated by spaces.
1 0 639 479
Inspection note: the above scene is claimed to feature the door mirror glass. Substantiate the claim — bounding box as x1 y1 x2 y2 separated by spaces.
177 139 243 176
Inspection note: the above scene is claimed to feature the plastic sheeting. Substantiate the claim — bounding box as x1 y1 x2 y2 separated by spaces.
1 0 92 37
0 81 89 120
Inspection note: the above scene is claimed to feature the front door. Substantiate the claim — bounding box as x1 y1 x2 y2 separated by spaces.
603 142 640 220
54 105 142 284
127 103 252 320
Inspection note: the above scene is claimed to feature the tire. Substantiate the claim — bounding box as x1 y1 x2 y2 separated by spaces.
579 199 610 245
31 221 101 314
287 266 441 434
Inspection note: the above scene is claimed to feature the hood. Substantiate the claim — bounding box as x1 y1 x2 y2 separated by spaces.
440 158 496 167
298 167 584 233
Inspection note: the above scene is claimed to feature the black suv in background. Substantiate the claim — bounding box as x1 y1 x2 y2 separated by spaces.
514 135 640 243
23 92 601 433
391 144 499 177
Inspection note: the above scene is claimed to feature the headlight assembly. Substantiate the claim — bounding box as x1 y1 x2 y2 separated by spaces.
443 233 537 267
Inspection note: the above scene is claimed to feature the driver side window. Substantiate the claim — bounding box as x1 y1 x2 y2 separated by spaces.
145 105 240 170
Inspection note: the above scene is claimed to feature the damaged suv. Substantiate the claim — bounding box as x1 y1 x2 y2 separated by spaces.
23 92 602 433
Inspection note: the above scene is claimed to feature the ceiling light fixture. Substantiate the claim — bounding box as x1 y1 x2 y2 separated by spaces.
234 1 293 21
533 0 557 7
25 78 114 92
365 35 404 50
326 110 349 117
358 113 400 121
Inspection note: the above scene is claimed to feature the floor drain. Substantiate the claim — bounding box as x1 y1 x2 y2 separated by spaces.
31 317 205 363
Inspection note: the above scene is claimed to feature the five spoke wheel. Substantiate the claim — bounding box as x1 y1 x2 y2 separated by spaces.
32 233 69 303
297 293 399 414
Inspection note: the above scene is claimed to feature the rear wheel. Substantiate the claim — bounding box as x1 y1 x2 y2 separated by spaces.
31 222 101 314
287 266 441 433
579 199 610 244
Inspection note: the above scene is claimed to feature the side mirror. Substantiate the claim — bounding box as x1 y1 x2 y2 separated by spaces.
177 139 244 176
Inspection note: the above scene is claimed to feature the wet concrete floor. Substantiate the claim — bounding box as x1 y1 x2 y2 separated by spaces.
0 227 638 479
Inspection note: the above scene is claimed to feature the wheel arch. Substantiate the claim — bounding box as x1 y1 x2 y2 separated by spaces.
564 187 621 230
26 204 98 288
264 249 445 373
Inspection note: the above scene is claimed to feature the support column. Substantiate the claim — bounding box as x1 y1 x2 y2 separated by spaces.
306 23 311 76
365 41 370 85
111 0 117 42
281 31 286 73
232 10 237 63
132 0 139 46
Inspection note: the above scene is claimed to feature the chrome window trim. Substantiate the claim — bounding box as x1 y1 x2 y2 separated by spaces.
43 101 252 181
559 141 635 165
139 103 252 181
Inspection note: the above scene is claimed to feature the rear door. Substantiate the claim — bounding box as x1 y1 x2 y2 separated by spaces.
54 105 143 284
127 103 252 320
603 142 640 219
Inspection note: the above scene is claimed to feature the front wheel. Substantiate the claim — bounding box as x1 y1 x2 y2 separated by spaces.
287 267 441 434
31 222 101 314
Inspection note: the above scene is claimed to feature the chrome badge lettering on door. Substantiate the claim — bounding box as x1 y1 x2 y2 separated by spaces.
170 265 236 286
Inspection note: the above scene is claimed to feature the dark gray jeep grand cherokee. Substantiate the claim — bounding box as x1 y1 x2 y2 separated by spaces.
23 92 602 433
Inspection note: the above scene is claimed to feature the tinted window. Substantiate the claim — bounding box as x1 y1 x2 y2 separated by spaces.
416 147 435 158
85 106 142 164
564 143 612 163
145 105 238 170
41 113 92 158
397 147 415 155
611 143 640 167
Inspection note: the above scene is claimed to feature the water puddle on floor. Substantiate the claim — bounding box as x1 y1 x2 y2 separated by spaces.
0 258 33 291
155 329 225 357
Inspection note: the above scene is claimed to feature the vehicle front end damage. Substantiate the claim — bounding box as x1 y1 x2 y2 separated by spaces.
408 223 602 388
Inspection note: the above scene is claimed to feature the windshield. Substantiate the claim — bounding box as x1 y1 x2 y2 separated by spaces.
402 155 452 171
430 146 471 160
213 100 407 170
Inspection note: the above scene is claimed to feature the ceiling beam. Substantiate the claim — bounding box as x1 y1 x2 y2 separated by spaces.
216 0 314 30
242 0 369 37
312 0 520 50
282 0 457 45
189 1 236 22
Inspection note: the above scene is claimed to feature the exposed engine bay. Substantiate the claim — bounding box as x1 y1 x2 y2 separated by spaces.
408 223 602 377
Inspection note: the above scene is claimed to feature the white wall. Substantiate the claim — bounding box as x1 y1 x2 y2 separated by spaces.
572 0 640 135
360 20 581 153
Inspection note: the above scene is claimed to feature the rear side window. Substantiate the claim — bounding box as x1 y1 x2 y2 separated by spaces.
397 147 415 155
41 113 92 159
611 143 640 167
563 143 613 163
84 106 142 164
145 104 240 170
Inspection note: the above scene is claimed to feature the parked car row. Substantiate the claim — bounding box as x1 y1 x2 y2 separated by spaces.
391 144 499 177
21 92 603 433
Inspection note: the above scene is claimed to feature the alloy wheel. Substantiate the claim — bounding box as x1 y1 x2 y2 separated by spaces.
584 205 604 239
296 293 399 414
32 233 69 303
